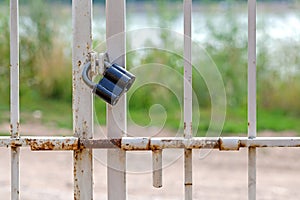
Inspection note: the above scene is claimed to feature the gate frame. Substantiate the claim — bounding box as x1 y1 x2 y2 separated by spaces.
0 0 297 200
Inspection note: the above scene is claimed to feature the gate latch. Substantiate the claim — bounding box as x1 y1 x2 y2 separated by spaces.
82 52 135 106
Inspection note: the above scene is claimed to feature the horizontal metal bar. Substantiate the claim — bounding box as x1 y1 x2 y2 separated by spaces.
0 136 79 150
81 138 121 149
82 137 300 150
2 136 300 151
240 137 300 148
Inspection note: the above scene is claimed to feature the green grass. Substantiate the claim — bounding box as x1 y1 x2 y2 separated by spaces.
19 98 72 129
257 110 300 133
128 108 181 130
220 108 300 135
0 132 9 136
223 108 247 134
126 104 300 136
1 99 300 136
0 99 73 130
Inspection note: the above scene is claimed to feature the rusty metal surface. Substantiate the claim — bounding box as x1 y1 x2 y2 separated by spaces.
219 137 240 151
27 137 79 151
81 138 121 149
152 150 162 188
81 137 300 150
2 136 300 151
10 0 20 199
240 137 300 148
0 136 79 150
72 0 94 199
184 149 192 200
122 137 149 150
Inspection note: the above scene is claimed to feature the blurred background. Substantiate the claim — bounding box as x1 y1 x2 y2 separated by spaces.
0 0 299 136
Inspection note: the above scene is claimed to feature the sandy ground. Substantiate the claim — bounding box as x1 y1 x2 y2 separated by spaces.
1 124 300 200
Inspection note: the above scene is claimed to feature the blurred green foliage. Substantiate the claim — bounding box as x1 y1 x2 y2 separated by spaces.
0 0 300 134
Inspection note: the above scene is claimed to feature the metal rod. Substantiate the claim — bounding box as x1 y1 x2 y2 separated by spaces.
184 0 193 199
248 0 257 199
248 147 256 200
248 0 257 140
11 146 19 200
184 149 192 199
2 136 300 150
183 1 192 139
0 136 78 150
152 150 162 188
106 0 127 199
72 0 93 199
10 0 20 199
121 137 300 150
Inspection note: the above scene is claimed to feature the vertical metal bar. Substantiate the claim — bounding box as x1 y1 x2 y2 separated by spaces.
10 0 20 199
152 150 162 188
72 0 93 199
106 0 127 199
184 149 192 199
248 0 257 199
248 147 256 199
184 0 193 199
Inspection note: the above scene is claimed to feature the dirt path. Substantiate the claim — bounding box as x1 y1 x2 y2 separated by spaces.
1 124 300 199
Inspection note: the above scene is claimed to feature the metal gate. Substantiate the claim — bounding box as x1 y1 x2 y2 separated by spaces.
1 0 300 200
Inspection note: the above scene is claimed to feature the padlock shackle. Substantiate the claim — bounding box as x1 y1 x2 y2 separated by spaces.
104 61 112 69
82 61 96 89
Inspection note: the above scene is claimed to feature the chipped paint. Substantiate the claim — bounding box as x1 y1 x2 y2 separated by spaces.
29 139 78 151
81 138 122 149
80 137 300 150
2 137 300 150
122 137 150 150
0 137 79 150
219 137 240 151
72 0 93 199
152 150 162 188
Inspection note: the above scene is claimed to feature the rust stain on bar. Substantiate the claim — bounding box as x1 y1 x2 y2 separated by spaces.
4 137 300 150
10 141 22 148
218 138 240 151
30 141 54 150
122 137 150 150
26 138 79 151
81 138 122 149
110 138 122 147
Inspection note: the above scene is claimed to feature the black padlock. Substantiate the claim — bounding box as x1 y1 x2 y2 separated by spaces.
110 63 135 91
82 59 136 106
93 83 119 106
103 66 131 89
99 77 123 96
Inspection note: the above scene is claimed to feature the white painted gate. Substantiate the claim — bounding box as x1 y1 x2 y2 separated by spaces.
1 0 299 200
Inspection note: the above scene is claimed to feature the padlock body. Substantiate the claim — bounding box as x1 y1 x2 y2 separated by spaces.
98 77 123 96
111 63 135 79
111 64 136 91
93 83 119 106
104 66 131 88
